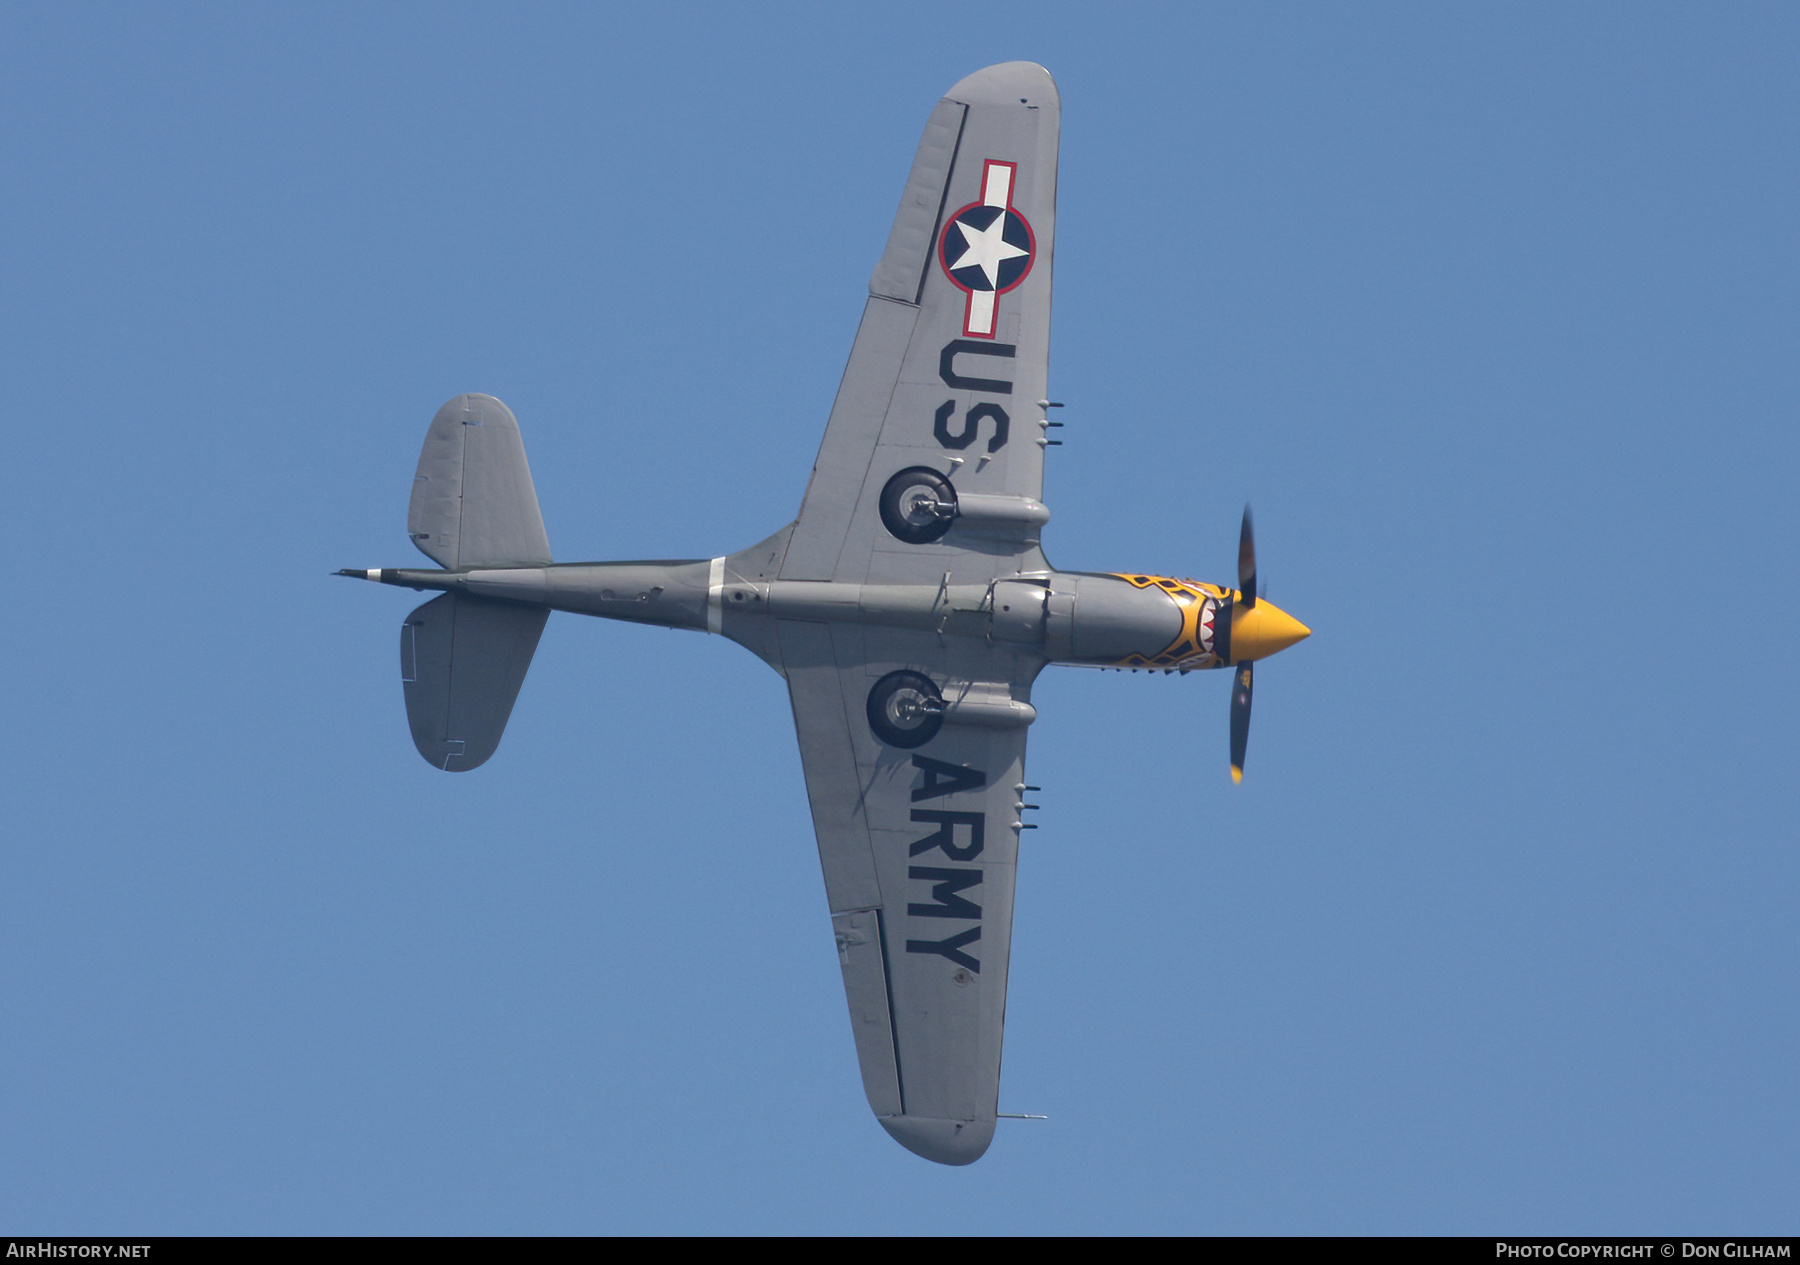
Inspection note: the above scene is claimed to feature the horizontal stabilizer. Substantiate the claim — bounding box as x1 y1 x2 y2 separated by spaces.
408 394 552 570
400 592 548 772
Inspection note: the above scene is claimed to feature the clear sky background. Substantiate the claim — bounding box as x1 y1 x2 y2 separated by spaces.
3 1 1796 1236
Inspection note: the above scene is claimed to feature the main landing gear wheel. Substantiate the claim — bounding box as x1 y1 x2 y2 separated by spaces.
866 670 945 748
879 467 958 544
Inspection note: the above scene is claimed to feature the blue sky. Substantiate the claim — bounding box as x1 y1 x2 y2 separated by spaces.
3 1 1796 1234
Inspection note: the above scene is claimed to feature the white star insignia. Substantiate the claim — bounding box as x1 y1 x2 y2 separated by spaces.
947 213 1028 290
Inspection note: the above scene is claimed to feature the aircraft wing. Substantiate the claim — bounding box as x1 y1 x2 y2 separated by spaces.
780 618 1037 1165
782 62 1060 588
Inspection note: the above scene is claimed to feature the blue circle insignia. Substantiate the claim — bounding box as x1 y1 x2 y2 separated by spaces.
939 203 1035 295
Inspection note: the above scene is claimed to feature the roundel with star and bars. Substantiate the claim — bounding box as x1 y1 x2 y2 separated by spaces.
938 159 1035 338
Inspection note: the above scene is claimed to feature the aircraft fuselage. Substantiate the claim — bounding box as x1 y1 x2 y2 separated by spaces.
348 559 1309 674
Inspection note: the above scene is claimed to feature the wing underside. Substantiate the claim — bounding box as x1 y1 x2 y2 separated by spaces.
782 618 1036 1165
783 63 1061 589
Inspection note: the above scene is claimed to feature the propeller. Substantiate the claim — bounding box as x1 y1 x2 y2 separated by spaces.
1237 504 1257 611
1230 505 1255 784
1229 662 1253 785
1222 502 1308 782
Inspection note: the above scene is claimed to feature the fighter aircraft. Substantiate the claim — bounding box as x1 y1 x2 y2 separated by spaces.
337 62 1309 1165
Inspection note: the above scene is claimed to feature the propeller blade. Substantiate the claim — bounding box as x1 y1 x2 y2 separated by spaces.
1229 661 1253 784
1237 505 1257 610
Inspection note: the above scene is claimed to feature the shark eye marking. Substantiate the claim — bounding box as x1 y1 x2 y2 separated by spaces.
1103 573 1228 671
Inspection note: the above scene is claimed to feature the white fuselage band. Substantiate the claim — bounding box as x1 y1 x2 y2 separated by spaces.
707 556 725 635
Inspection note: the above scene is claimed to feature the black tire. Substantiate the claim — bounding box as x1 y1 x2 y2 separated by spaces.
879 467 958 544
866 670 945 749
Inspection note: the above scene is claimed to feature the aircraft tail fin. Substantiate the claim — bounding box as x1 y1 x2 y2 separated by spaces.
400 592 548 772
407 394 553 570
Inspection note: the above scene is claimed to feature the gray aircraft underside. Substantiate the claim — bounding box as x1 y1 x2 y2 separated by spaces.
339 62 1308 1166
